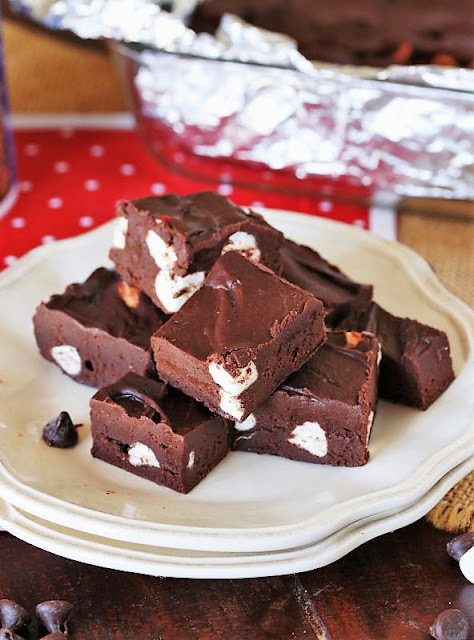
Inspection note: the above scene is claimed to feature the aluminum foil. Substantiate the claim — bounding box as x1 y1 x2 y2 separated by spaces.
13 0 474 200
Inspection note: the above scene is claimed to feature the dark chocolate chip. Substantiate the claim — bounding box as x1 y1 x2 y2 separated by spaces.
42 412 79 448
35 601 73 635
112 386 163 421
40 633 68 640
0 629 24 640
446 532 474 562
0 601 30 632
430 609 470 640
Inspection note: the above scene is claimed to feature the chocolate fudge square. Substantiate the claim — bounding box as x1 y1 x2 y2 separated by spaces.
233 331 380 467
90 373 230 493
152 251 326 421
336 302 455 410
281 238 373 326
109 191 284 313
33 268 168 388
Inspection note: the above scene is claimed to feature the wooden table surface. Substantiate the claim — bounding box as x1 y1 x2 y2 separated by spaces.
1 17 473 640
0 521 472 639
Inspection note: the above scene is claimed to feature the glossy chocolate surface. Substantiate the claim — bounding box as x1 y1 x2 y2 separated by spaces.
281 238 372 325
44 268 167 349
152 251 326 420
91 373 230 493
110 192 283 311
283 330 377 405
155 251 323 363
104 374 218 436
33 268 168 387
233 330 380 466
337 302 455 409
125 192 272 247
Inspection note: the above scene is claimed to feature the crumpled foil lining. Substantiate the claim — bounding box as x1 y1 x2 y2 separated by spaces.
14 0 474 200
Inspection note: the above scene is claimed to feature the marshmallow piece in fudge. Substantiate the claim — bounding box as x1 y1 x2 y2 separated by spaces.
90 372 230 493
281 238 372 326
336 302 455 410
109 191 284 313
151 251 326 421
33 268 168 388
233 331 380 467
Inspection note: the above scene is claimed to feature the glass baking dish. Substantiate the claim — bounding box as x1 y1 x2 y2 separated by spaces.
112 41 474 208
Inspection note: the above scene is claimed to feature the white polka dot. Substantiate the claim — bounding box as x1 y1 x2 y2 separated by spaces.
353 219 366 228
220 172 232 183
4 255 17 266
172 152 185 164
90 144 105 157
24 143 39 156
295 168 307 179
84 179 100 191
361 176 372 186
151 182 166 196
60 127 75 139
120 163 136 176
48 197 63 209
318 200 333 213
41 235 56 244
54 161 70 173
10 217 26 229
79 216 94 228
217 184 234 196
20 181 32 192
251 200 265 208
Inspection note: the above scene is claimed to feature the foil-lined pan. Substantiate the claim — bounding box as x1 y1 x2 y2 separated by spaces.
12 1 474 201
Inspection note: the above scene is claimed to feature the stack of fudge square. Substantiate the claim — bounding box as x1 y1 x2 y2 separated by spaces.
33 192 455 493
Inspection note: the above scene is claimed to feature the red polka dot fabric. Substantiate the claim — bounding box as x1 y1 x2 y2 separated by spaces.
0 122 373 270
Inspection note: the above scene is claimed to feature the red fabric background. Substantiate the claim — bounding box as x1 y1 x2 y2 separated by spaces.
0 126 369 269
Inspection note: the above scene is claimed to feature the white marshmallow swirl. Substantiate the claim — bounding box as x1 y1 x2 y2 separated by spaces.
154 269 205 313
146 230 178 270
234 413 256 432
112 216 128 249
128 442 160 467
221 232 261 262
289 421 328 457
51 345 82 376
209 361 258 420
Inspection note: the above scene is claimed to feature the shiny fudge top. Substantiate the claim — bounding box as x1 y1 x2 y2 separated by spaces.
122 192 272 244
338 302 451 362
114 191 283 274
155 250 322 363
281 238 372 325
96 373 218 436
336 301 455 409
110 191 283 313
282 330 380 405
43 268 168 349
191 0 474 67
152 251 326 420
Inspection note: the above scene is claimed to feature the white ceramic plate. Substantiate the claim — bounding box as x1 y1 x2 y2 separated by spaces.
0 456 472 579
0 210 473 553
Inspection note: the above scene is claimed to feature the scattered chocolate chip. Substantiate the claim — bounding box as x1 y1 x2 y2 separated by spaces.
447 532 474 562
35 601 73 636
0 629 24 640
430 609 470 640
40 633 68 640
42 413 79 448
0 601 30 632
